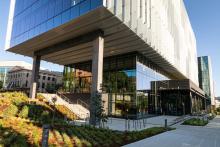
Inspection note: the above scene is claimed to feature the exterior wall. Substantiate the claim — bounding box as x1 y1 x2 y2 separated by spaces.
198 56 215 105
8 68 63 93
7 0 102 48
103 0 199 85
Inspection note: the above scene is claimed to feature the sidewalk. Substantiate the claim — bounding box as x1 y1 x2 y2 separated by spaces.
106 115 182 131
124 116 220 147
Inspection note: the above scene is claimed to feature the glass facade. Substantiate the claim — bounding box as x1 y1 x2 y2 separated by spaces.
136 54 169 116
198 56 211 98
11 0 103 47
63 52 170 118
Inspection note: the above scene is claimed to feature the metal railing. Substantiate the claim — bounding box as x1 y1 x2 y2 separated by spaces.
77 99 89 110
57 92 72 104
56 92 90 120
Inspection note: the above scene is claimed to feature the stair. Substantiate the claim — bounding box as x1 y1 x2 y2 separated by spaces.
40 93 90 120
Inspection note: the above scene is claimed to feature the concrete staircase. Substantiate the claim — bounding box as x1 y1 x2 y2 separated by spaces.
40 93 90 120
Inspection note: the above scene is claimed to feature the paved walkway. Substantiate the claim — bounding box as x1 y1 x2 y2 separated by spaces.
124 116 220 147
106 116 180 131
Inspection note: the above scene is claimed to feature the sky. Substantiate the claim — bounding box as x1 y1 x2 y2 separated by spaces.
184 0 220 96
0 0 219 96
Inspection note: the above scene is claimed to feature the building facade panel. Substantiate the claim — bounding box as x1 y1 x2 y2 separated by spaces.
103 0 198 85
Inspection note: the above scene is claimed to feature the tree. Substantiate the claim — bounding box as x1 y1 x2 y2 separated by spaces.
0 81 3 89
90 92 108 127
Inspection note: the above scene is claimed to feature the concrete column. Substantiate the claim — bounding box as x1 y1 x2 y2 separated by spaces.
29 55 41 99
90 35 104 125
189 92 193 114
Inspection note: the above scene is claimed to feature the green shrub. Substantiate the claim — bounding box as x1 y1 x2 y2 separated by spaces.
18 105 29 118
40 110 51 124
3 104 18 117
182 118 208 126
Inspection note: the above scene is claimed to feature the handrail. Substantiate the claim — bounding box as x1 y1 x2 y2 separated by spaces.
77 99 89 110
57 92 71 104
56 92 90 119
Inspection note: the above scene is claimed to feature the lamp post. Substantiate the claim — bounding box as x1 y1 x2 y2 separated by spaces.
51 96 57 126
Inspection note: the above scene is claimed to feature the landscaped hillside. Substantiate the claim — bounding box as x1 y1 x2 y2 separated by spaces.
0 92 170 147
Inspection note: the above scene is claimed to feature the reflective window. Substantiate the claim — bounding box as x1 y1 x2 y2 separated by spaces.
11 0 103 48
46 18 54 31
80 0 91 15
54 14 62 27
70 5 80 19
62 9 71 24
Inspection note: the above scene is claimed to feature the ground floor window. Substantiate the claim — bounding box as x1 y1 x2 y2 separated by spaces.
63 52 199 118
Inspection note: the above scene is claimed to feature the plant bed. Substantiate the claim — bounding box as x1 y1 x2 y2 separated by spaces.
182 118 208 126
0 123 29 146
0 92 174 146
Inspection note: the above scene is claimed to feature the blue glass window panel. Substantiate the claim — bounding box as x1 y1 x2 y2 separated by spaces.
30 14 35 29
63 0 71 11
36 11 41 26
80 0 91 15
29 29 35 39
20 21 25 35
54 14 62 27
62 9 71 24
41 6 48 22
25 17 30 32
24 31 29 41
91 0 102 10
55 0 63 15
46 18 54 31
70 5 80 19
32 0 41 12
47 1 55 19
40 23 46 34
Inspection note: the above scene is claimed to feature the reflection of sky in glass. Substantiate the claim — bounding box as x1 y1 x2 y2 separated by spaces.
136 62 168 90
124 70 136 77
11 0 102 47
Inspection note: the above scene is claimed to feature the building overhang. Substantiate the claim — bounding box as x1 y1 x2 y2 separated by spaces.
7 7 186 80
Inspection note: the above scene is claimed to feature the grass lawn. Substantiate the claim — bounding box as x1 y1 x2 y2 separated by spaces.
182 118 208 126
0 92 172 146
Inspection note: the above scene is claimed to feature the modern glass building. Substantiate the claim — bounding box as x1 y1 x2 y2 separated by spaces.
198 56 215 105
6 0 204 121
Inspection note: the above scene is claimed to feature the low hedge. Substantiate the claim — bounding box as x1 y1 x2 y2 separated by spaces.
182 118 208 126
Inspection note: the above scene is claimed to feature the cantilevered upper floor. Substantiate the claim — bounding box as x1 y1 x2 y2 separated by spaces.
5 0 199 85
